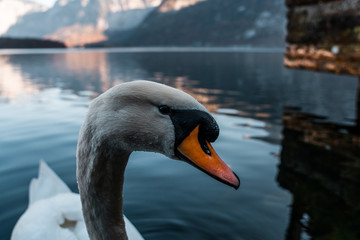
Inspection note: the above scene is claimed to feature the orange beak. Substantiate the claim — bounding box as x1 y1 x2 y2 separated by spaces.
177 125 240 189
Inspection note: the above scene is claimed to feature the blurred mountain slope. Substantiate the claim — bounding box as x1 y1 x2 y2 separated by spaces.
4 0 161 47
2 0 286 47
115 0 286 47
0 0 47 35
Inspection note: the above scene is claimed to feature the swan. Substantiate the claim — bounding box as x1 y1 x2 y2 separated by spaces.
11 80 240 240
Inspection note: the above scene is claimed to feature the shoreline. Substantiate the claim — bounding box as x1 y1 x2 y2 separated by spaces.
0 46 285 56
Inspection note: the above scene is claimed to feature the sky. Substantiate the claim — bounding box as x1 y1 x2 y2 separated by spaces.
29 0 57 7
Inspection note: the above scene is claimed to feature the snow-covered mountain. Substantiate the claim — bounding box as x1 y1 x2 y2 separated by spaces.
2 0 286 47
0 0 47 35
3 0 161 47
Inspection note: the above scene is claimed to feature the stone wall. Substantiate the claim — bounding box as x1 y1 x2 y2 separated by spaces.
284 0 360 76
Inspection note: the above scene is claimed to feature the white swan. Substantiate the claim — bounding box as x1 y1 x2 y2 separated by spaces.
11 80 240 240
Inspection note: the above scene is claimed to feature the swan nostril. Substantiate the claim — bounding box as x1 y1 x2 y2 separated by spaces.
203 144 211 156
198 136 211 156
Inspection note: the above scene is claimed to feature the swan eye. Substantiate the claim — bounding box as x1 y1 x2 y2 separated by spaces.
159 105 171 115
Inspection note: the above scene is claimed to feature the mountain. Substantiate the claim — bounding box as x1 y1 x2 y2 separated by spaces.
4 0 162 47
2 0 286 47
0 0 47 36
118 0 286 47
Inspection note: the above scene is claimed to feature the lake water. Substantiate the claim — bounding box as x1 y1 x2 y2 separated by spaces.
0 48 359 240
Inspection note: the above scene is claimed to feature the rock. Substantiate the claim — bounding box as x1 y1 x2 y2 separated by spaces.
284 0 360 76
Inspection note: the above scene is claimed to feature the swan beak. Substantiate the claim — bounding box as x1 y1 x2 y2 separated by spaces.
177 125 240 189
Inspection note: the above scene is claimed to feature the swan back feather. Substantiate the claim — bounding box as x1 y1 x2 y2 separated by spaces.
12 161 144 240
29 160 70 206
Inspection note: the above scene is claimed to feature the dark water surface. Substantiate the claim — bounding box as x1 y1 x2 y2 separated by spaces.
0 48 359 240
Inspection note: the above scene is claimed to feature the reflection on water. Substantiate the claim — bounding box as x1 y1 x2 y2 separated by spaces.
0 56 39 99
278 111 360 240
0 49 359 240
1 50 358 125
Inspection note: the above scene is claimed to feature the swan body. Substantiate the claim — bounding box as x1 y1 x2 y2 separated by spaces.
12 80 239 240
11 161 143 240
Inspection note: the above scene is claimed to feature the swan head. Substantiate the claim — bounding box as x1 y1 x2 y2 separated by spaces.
79 80 240 189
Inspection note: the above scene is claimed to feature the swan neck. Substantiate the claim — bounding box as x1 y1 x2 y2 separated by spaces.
78 140 130 240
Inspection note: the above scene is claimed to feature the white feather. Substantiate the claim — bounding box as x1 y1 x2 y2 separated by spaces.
11 161 144 240
29 160 70 206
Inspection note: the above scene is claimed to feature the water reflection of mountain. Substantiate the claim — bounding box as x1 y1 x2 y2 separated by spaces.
4 50 359 124
278 111 360 240
4 52 148 94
